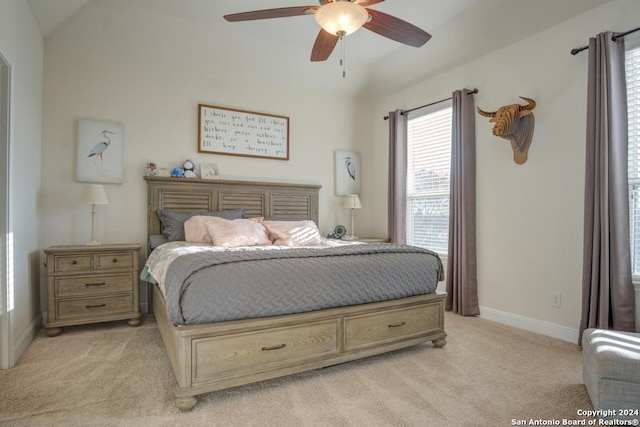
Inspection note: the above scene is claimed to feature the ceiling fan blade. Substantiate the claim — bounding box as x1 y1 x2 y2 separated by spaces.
363 9 431 47
355 0 385 5
224 7 316 22
311 29 339 62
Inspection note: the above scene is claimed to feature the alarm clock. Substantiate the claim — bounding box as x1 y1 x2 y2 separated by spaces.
327 225 347 239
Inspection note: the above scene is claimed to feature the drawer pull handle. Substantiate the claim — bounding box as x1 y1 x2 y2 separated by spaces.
85 304 107 309
112 259 118 263
71 260 78 265
85 282 107 287
388 321 406 328
261 343 286 351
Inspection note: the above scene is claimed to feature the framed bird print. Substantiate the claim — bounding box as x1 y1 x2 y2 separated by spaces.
76 120 124 184
335 150 361 196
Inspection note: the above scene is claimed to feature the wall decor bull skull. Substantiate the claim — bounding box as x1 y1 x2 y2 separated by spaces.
477 97 536 164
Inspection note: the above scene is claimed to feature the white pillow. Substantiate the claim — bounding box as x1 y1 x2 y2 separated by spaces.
262 220 323 246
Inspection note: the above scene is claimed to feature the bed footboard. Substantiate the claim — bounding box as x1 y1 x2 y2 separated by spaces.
152 285 447 411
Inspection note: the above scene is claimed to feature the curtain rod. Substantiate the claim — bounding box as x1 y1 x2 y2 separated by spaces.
571 26 640 55
383 88 478 120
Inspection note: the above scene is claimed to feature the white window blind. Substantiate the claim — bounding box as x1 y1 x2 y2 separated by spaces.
627 43 640 278
406 105 452 257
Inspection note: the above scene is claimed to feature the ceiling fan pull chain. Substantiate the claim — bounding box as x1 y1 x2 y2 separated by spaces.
338 30 346 78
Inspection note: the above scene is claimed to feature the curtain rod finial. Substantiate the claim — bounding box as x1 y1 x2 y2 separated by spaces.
571 45 589 55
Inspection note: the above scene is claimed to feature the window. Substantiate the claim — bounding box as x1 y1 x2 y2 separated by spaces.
406 104 452 262
627 42 640 279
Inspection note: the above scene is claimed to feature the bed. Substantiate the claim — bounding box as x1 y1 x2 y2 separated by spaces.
143 176 447 411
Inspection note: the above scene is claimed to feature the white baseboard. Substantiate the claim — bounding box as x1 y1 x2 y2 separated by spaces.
14 313 42 363
479 306 580 344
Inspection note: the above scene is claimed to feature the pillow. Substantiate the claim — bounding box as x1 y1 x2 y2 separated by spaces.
157 209 244 241
184 216 215 243
148 234 168 249
262 220 323 246
204 217 272 248
184 215 260 244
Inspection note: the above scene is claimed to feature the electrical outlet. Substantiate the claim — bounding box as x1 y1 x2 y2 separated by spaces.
551 292 561 308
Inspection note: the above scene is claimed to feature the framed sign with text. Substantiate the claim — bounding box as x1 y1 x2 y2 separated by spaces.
198 104 289 160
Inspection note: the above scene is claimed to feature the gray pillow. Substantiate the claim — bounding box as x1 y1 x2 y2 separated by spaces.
157 209 244 241
148 234 168 250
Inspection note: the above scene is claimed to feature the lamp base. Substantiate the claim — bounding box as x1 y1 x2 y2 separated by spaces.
86 240 102 246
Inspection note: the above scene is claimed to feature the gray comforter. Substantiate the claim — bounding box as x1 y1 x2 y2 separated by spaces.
163 243 444 325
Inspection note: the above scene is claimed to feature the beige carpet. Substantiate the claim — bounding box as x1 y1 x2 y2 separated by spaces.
0 313 592 426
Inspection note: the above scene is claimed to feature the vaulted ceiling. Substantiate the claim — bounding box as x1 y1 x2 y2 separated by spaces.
27 0 611 96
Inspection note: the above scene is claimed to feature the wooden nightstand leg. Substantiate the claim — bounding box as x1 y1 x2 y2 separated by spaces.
45 327 62 337
128 317 142 327
432 338 447 348
175 392 198 412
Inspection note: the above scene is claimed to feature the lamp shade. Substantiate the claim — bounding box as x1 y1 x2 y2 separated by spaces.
314 1 368 36
80 184 109 205
342 194 362 210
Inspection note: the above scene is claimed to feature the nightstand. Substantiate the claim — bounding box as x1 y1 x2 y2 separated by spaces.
43 243 142 337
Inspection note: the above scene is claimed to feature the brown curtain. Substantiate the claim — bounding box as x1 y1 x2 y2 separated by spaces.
580 32 636 345
388 110 407 244
446 89 479 316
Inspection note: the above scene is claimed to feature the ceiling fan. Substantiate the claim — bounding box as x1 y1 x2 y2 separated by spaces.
223 0 432 64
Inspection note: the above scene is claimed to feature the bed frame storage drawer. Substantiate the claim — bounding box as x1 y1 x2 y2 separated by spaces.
192 320 340 383
344 302 443 351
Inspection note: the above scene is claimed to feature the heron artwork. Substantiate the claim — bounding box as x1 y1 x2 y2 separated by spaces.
345 156 356 181
335 151 360 195
88 130 115 173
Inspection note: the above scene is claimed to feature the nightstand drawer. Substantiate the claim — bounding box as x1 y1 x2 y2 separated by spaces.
55 274 133 297
54 255 93 272
96 253 133 270
57 295 133 320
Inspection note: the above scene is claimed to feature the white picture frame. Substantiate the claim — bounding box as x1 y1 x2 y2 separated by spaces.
76 120 124 184
200 162 220 180
335 150 361 196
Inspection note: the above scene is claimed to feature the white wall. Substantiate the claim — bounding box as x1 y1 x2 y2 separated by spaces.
0 0 44 364
40 1 366 310
38 0 637 342
367 0 640 342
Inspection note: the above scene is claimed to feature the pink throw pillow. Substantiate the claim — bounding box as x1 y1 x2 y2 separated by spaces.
262 220 323 246
204 217 271 248
184 216 214 243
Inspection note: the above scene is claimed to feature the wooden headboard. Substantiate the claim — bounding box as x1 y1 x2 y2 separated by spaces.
145 176 321 236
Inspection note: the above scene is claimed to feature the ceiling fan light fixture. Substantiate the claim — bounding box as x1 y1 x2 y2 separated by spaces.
314 1 368 36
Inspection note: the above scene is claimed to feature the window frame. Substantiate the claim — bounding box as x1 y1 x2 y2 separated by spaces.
626 35 640 284
405 101 453 262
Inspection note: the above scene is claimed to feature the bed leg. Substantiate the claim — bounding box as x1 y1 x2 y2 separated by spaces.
174 393 198 412
432 338 447 348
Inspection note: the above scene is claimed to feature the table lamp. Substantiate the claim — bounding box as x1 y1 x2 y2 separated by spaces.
80 184 109 245
342 194 361 240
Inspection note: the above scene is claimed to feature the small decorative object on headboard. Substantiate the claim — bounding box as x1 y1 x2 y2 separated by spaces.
183 160 197 178
477 96 536 164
